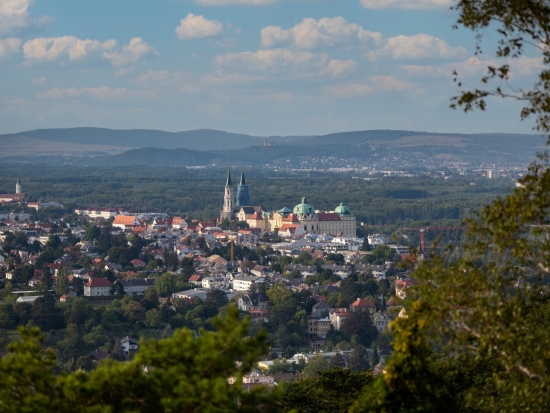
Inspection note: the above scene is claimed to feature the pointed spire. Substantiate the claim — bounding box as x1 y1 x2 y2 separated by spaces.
239 171 246 186
16 177 20 185
226 170 232 186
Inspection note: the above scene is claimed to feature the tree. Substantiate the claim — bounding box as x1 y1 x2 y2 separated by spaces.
301 355 330 378
329 353 346 368
142 286 159 310
112 280 125 296
267 283 296 327
341 311 378 348
451 0 550 136
348 344 370 372
0 308 282 412
204 289 229 317
281 368 373 413
55 266 68 296
72 277 84 296
31 294 57 331
370 344 379 369
145 309 163 329
75 355 95 372
360 237 371 252
123 301 146 324
85 225 101 241
154 273 177 297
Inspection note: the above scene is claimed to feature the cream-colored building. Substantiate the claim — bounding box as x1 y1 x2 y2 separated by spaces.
245 198 356 237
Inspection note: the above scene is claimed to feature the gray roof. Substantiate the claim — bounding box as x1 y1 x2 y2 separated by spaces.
120 279 155 288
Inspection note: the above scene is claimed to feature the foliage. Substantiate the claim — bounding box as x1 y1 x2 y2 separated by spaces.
281 367 373 413
348 344 370 372
0 308 281 412
451 0 550 136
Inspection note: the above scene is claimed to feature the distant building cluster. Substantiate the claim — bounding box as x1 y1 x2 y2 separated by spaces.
220 171 356 237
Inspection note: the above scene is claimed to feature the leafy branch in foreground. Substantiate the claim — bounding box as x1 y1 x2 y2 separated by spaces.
0 307 281 413
352 159 550 412
451 0 550 136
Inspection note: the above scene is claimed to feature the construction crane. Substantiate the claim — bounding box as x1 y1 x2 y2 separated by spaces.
402 226 463 254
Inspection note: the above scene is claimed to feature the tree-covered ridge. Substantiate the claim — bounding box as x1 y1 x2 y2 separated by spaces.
0 166 508 232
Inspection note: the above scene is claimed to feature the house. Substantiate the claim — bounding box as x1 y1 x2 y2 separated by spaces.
329 308 352 330
278 224 306 238
232 276 265 292
89 349 109 362
202 277 230 290
350 298 376 314
321 264 352 279
373 312 392 332
355 263 387 279
121 336 139 355
16 295 40 304
131 259 146 268
188 274 203 285
112 215 142 230
84 277 112 296
285 265 318 277
311 301 333 318
248 310 269 323
119 279 155 296
172 289 208 301
238 292 269 312
307 315 331 339
395 278 415 299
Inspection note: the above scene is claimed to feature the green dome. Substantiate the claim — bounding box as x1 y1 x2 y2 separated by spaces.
335 202 351 215
293 197 315 215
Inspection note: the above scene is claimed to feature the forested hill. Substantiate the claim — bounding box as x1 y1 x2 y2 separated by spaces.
0 128 267 152
0 127 546 164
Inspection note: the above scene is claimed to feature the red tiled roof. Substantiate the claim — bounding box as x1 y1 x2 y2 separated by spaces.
351 298 375 308
85 277 112 287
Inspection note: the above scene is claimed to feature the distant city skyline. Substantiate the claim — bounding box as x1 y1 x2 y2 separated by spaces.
0 0 542 136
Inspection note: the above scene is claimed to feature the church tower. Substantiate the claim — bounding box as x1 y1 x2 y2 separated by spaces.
15 178 21 194
220 171 234 221
235 171 251 208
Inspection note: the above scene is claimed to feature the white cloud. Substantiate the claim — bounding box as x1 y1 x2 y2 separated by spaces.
0 37 21 58
102 37 159 67
217 48 328 73
196 0 277 5
323 82 373 98
368 34 467 60
31 76 45 84
261 17 383 49
216 48 357 78
359 0 453 10
175 14 223 40
324 75 413 98
0 0 52 35
23 36 116 63
369 75 412 91
403 56 543 79
37 86 130 100
321 59 358 78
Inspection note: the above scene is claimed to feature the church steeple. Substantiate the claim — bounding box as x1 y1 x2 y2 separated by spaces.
235 171 250 207
220 170 234 221
15 178 21 194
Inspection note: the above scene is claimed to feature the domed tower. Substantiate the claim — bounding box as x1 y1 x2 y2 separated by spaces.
15 178 21 194
235 171 251 208
293 197 318 233
220 171 234 221
335 202 356 237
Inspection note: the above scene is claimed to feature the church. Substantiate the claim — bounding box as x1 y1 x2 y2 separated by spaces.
0 178 26 204
219 172 356 237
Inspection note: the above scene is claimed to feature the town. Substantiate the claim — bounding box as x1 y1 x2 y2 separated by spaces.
0 175 414 379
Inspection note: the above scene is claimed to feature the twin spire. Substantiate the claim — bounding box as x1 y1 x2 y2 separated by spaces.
225 170 246 187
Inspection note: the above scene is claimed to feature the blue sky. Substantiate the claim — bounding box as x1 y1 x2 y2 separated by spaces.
0 0 542 136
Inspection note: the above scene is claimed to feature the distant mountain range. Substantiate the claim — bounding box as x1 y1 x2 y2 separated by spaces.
0 127 546 166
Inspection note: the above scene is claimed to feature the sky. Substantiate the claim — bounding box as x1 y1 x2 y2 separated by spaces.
0 0 543 136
